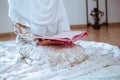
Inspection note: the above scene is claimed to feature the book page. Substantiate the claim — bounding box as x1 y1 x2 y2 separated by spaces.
50 31 87 40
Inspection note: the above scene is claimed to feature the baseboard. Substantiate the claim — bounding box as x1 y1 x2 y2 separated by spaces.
70 22 120 29
70 24 87 30
108 22 120 26
0 22 120 37
0 32 16 37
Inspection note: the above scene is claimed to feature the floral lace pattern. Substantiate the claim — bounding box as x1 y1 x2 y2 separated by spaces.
0 40 120 80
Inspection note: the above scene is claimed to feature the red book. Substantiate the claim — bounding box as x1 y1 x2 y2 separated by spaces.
34 31 88 45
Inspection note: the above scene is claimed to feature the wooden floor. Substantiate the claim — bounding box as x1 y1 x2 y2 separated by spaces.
0 24 120 48
0 32 16 41
72 24 120 48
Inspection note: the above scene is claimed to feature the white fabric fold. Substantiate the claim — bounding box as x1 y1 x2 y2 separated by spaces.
8 0 70 36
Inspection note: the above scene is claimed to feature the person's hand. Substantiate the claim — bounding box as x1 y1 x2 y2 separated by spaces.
15 23 29 34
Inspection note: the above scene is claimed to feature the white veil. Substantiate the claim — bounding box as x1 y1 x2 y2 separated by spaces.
8 0 70 36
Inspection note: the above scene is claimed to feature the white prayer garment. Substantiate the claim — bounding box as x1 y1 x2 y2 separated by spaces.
7 0 88 69
8 0 70 36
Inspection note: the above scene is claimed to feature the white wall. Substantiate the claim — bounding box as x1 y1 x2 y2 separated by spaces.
0 0 120 33
107 0 120 23
64 0 120 25
64 0 87 25
0 0 13 33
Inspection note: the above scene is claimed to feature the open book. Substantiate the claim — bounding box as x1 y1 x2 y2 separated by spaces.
34 31 88 45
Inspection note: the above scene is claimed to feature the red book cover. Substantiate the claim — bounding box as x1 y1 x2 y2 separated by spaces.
34 31 88 45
